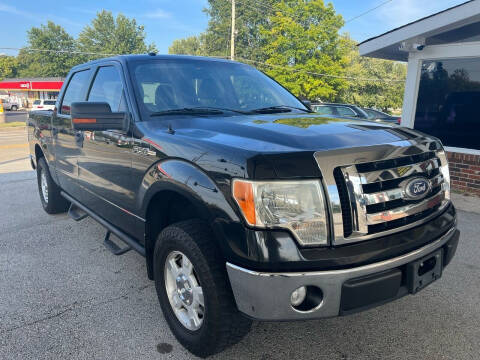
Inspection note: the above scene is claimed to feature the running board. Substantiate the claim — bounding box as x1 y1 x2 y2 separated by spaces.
103 230 132 255
61 191 146 257
68 203 89 221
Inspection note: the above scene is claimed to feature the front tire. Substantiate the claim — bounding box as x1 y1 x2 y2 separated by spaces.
11 105 17 111
36 157 69 214
153 220 252 358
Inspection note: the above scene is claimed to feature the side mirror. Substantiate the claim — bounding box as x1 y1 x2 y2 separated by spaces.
71 102 126 131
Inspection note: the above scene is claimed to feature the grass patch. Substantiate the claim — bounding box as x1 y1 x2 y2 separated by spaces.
0 122 26 128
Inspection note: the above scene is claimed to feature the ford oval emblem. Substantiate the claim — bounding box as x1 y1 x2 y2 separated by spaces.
404 177 431 200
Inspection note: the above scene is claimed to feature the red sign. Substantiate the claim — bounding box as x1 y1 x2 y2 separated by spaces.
0 80 63 91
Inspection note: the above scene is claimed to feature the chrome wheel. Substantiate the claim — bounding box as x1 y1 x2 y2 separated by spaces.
40 169 49 204
164 251 204 331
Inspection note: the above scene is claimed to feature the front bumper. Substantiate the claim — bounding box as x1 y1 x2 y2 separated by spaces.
227 226 459 321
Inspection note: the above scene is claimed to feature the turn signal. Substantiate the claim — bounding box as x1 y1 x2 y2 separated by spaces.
232 180 256 225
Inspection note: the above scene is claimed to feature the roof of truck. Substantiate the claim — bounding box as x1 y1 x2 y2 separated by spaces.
72 54 235 70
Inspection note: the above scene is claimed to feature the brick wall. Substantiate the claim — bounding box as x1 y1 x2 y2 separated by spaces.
447 151 480 197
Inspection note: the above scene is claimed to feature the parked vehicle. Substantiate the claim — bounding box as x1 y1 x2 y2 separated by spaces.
2 98 21 111
28 55 459 358
362 107 401 124
311 102 369 118
312 103 401 125
32 99 56 111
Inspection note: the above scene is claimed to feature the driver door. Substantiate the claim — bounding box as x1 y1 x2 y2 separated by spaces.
76 63 136 234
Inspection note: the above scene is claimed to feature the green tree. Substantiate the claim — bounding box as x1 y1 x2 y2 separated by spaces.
338 37 406 111
0 55 18 80
258 0 349 101
169 34 206 55
17 21 80 77
170 0 275 59
77 10 157 59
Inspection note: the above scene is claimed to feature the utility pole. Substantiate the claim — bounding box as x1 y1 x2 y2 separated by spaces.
230 0 235 60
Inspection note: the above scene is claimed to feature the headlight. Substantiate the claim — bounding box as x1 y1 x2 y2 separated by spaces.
232 179 328 246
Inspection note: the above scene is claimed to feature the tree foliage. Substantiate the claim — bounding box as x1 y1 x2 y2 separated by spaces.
169 0 406 110
169 35 206 55
12 13 156 78
204 0 276 59
0 55 18 80
337 37 406 110
258 0 349 101
77 10 157 60
17 21 80 77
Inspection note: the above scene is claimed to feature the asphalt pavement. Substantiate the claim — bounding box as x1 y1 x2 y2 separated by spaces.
1 111 28 123
0 131 479 359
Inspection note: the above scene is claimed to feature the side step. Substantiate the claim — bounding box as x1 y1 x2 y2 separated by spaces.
103 231 132 256
61 191 146 257
68 203 88 221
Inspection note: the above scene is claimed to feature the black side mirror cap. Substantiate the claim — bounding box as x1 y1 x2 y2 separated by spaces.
71 102 126 131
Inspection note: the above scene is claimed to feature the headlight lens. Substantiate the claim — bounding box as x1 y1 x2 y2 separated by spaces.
232 179 328 246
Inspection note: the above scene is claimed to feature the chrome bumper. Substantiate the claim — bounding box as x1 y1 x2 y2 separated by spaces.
226 226 457 321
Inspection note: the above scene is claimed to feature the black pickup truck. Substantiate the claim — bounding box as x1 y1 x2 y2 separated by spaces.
28 54 459 357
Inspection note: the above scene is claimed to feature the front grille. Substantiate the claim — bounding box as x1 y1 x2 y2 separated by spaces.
337 151 447 238
334 167 353 237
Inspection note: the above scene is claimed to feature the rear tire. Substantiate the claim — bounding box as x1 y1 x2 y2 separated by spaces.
36 157 69 214
11 105 17 111
153 220 252 358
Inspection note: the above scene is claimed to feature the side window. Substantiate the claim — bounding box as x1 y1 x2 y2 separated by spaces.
336 106 357 117
60 70 91 115
88 66 125 112
315 106 335 115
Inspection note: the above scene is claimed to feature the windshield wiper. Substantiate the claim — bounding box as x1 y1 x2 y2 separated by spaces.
150 107 224 117
150 107 250 117
249 105 312 114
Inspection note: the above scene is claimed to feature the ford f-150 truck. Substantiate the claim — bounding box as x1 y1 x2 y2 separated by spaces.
28 54 459 358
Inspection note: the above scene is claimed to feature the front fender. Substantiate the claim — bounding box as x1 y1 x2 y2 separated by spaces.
137 158 240 222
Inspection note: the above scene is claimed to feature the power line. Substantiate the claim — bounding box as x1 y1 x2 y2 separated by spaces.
0 47 404 83
237 57 405 82
344 0 394 23
0 47 118 56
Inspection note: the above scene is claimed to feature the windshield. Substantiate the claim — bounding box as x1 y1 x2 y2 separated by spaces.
129 59 307 117
33 100 41 105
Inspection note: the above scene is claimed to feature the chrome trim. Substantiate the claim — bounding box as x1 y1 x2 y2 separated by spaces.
359 158 440 184
226 226 456 321
367 192 445 225
342 165 368 235
363 173 444 205
313 138 448 245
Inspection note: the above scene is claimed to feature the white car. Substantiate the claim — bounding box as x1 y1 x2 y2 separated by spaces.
2 99 21 111
32 99 56 111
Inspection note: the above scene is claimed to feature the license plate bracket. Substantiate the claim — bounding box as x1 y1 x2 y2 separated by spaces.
406 249 443 294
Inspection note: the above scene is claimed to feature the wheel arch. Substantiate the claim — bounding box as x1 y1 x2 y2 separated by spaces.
140 159 240 279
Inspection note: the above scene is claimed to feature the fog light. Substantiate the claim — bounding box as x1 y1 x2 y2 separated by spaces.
290 286 307 306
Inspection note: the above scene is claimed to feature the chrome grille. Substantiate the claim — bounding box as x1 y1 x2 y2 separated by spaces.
314 139 451 245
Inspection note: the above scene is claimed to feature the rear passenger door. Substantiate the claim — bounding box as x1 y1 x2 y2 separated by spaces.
76 63 136 234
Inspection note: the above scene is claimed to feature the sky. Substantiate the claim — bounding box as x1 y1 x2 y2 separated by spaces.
0 0 468 57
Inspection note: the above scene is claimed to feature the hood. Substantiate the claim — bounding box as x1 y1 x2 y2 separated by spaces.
140 113 418 153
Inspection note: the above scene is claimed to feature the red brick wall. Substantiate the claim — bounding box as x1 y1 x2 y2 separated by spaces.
447 151 480 197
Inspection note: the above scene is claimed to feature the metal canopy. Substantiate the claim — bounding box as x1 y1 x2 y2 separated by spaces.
358 1 480 61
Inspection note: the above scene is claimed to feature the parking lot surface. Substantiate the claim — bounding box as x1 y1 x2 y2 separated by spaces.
0 135 479 359
1 111 28 124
